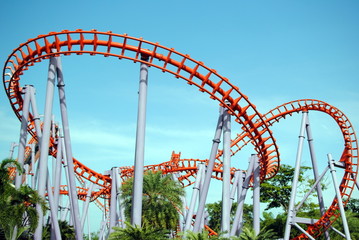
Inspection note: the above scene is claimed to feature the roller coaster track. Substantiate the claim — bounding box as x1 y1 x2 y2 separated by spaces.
2 30 358 239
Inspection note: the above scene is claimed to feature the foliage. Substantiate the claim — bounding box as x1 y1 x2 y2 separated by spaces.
108 222 169 240
260 164 312 211
42 220 76 239
206 201 254 233
0 159 47 240
84 231 100 240
179 229 240 240
345 198 359 213
239 226 277 240
121 171 185 232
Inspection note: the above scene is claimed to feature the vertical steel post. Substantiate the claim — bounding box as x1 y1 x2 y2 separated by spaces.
284 111 308 240
15 85 31 188
53 135 63 213
9 142 18 159
192 106 224 232
115 170 125 229
47 169 62 240
29 86 43 142
131 55 149 226
81 182 94 232
109 168 118 232
55 55 83 239
172 173 186 231
34 57 56 240
253 155 260 235
184 163 205 231
305 115 330 239
328 154 352 240
230 156 255 236
221 107 231 236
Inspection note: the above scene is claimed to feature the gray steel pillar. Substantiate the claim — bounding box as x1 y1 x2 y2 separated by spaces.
109 168 118 232
81 182 94 232
55 55 83 239
47 169 62 240
53 135 63 213
29 85 43 142
328 154 352 240
305 116 330 239
15 85 31 188
131 55 149 227
253 155 260 235
34 57 56 240
115 170 126 229
284 111 308 240
184 162 205 231
230 156 255 236
221 107 231 236
229 170 240 211
172 173 187 232
8 142 18 159
192 106 224 232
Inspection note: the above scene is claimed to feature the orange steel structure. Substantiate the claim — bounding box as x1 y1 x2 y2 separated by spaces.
3 30 358 239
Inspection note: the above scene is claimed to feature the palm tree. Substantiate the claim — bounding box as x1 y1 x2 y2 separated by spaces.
42 220 75 239
0 159 47 240
121 170 185 232
239 227 277 240
108 222 169 240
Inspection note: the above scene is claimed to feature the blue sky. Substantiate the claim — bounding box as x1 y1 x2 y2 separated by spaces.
0 0 358 233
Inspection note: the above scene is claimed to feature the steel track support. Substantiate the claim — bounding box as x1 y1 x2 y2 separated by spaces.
15 85 31 188
230 156 255 236
172 173 187 232
109 167 119 232
221 107 231 236
81 182 94 232
328 154 352 240
253 155 260 235
283 111 308 240
55 55 83 239
305 115 330 239
8 142 18 159
131 55 149 227
192 106 224 232
184 162 205 231
34 57 56 240
229 170 241 211
46 168 62 240
53 134 63 214
115 170 126 229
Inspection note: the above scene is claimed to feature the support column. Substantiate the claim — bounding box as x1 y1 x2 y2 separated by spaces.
81 182 95 232
192 106 224 232
305 115 330 239
131 55 149 226
230 156 255 236
47 169 62 240
34 57 57 240
328 154 352 240
184 163 205 231
253 155 260 235
55 55 83 239
221 107 231 236
15 85 31 188
109 168 118 232
284 111 308 240
115 170 126 229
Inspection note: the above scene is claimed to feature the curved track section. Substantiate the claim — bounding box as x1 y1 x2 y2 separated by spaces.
229 99 358 239
3 30 279 187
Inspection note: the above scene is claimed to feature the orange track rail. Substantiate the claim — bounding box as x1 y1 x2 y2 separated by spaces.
3 30 358 239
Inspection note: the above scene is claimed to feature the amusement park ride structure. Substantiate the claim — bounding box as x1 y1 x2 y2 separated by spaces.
2 30 359 239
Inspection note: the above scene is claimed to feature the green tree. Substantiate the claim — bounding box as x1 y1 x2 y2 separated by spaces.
260 164 312 211
42 220 76 239
206 201 253 233
108 222 169 240
121 171 185 232
239 226 277 240
0 159 47 240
